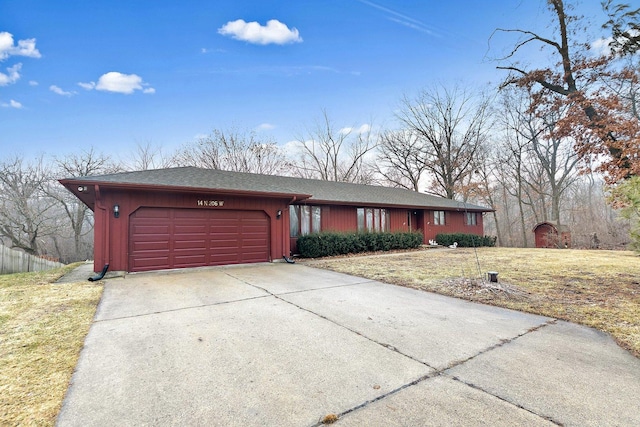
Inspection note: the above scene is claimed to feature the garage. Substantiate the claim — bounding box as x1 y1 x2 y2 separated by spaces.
129 208 270 272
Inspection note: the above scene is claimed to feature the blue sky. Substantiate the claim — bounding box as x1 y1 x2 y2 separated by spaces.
1 0 609 161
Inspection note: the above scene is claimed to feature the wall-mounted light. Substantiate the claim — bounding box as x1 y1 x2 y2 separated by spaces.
276 209 282 219
78 185 88 192
113 204 120 218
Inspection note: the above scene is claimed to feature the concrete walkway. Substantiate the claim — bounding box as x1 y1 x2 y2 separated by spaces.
56 263 640 426
54 262 95 283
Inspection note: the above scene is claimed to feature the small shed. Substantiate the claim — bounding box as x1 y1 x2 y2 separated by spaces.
533 221 571 248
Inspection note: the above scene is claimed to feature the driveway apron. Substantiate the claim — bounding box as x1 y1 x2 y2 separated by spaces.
56 263 640 427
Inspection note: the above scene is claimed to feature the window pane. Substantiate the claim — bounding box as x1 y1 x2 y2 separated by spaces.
312 206 321 233
366 208 373 232
357 208 365 231
301 206 311 235
289 205 299 237
381 209 387 231
374 209 380 232
466 212 476 225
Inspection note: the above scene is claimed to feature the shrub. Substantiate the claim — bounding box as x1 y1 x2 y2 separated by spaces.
435 233 497 247
296 231 423 258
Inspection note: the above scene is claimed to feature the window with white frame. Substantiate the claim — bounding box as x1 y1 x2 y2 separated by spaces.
434 210 445 225
466 212 477 226
356 208 389 232
290 205 321 237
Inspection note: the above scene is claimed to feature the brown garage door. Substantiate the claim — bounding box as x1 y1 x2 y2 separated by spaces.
129 208 269 272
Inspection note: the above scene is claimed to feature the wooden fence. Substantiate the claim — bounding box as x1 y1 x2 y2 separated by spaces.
0 245 65 274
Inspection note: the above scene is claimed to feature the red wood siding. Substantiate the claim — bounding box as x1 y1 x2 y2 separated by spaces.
534 224 570 248
422 210 484 243
323 205 357 232
388 209 413 232
322 206 412 233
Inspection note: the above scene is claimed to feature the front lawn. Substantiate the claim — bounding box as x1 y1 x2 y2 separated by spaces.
0 264 103 426
309 248 640 357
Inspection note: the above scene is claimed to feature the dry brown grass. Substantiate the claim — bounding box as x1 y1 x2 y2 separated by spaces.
308 247 640 357
0 264 103 426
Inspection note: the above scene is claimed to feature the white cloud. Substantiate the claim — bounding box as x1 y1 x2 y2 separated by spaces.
78 81 96 90
218 19 302 45
591 37 613 56
96 72 142 94
49 84 75 96
0 63 21 86
256 123 275 131
1 99 23 109
357 123 371 134
340 123 372 136
29 80 38 86
79 72 155 94
0 32 41 61
282 139 305 158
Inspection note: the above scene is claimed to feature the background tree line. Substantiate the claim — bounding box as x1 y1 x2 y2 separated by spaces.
1 0 638 262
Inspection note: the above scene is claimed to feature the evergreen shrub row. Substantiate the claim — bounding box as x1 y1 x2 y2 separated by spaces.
435 233 497 247
296 231 424 258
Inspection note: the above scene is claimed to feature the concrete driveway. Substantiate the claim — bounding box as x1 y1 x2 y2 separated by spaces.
57 263 640 427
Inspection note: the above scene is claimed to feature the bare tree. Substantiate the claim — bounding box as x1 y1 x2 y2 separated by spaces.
396 85 492 200
292 110 377 183
524 110 580 224
48 148 120 261
471 145 505 245
123 140 175 171
375 130 429 191
495 87 579 240
173 128 291 175
0 156 57 255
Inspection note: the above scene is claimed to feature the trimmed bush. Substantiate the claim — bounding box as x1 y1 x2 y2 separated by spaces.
296 231 423 258
435 233 497 247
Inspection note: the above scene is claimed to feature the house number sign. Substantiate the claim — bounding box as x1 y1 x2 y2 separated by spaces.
197 200 225 207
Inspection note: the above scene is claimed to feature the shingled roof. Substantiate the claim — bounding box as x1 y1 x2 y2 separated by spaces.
62 166 490 211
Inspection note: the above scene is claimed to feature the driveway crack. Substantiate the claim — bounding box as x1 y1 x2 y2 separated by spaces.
93 294 273 323
443 319 557 371
446 376 564 426
226 272 561 426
